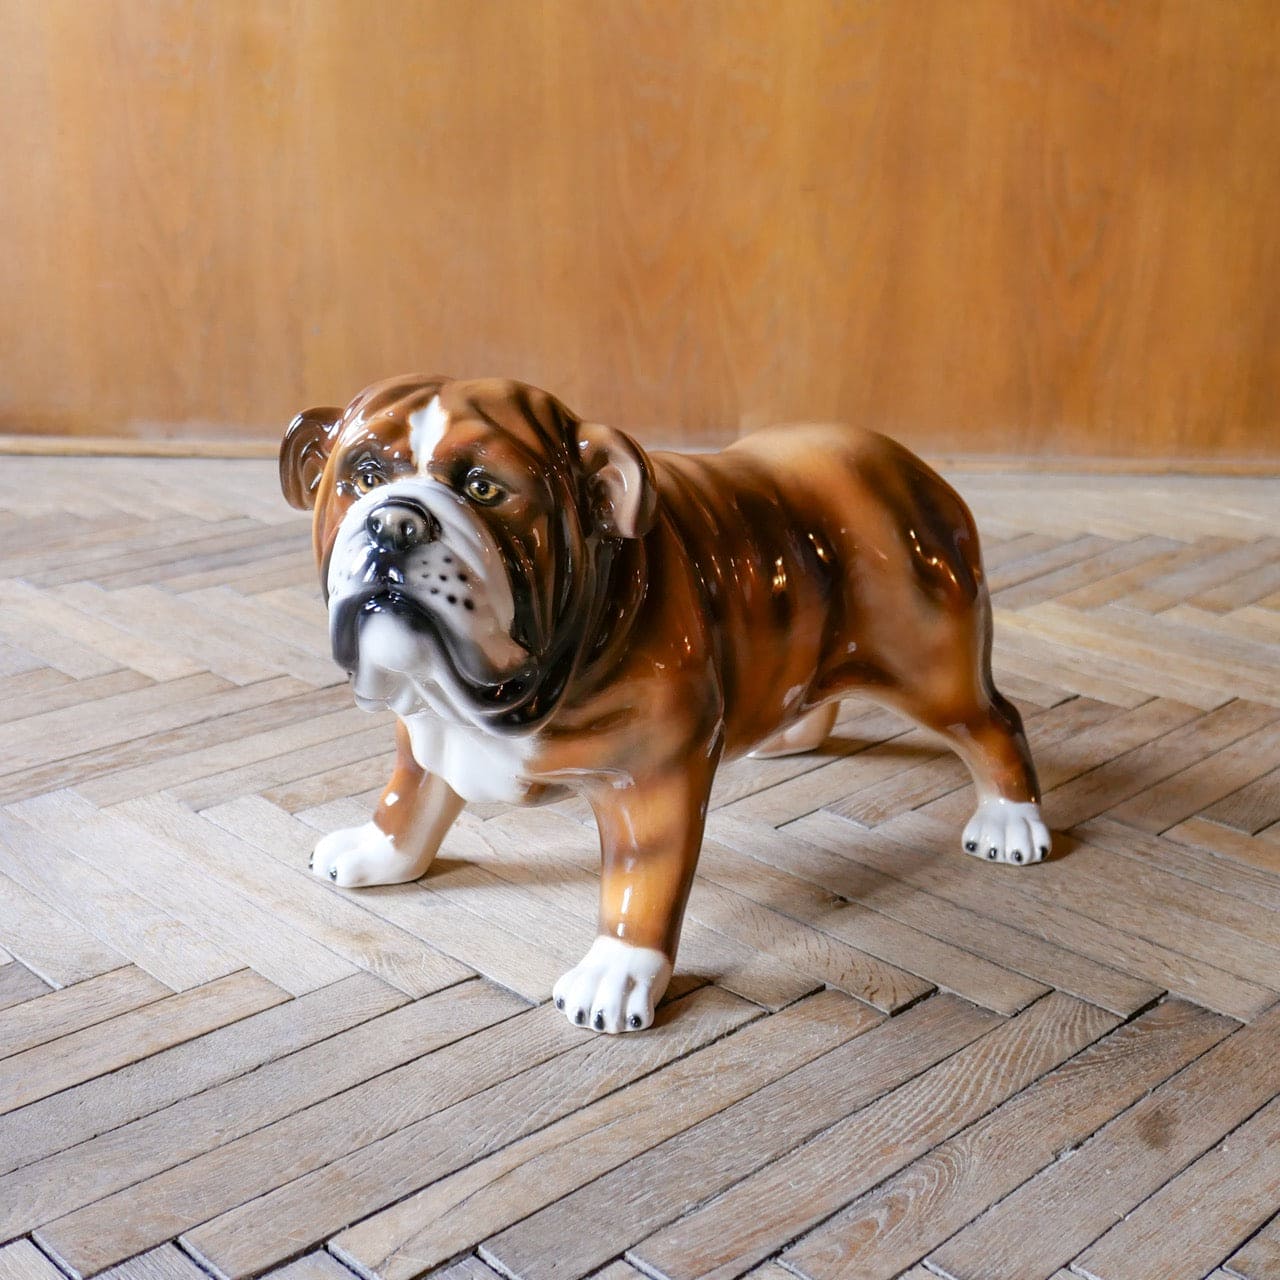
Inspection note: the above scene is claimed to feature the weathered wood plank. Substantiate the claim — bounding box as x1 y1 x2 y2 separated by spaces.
0 672 229 774
0 669 147 728
1107 721 1280 833
0 968 287 1114
1224 1214 1280 1280
258 1253 366 1280
75 695 370 808
0 676 318 804
927 1003 1280 1280
0 963 50 1013
768 813 1161 1017
115 793 471 998
89 1245 210 1280
0 871 127 988
184 987 763 1278
1 979 517 1242
0 1240 64 1280
10 791 357 996
1166 816 1280 876
630 992 1119 1280
1072 1096 1280 1280
0 811 238 991
835 810 1276 1020
0 965 167 1059
209 797 571 1002
329 989 880 1280
481 994 999 1280
0 971 405 1177
1202 766 1280 836
1073 817 1280 913
41 988 748 1277
781 999 1233 1280
0 579 201 682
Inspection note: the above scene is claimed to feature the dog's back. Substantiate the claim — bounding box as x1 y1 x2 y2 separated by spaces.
649 422 987 755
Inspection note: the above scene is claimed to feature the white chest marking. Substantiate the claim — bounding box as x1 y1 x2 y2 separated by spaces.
408 396 449 470
402 711 534 804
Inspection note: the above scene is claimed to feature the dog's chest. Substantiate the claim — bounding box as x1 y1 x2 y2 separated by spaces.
401 713 535 804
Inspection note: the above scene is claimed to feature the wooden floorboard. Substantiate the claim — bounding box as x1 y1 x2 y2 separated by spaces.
0 460 1275 1279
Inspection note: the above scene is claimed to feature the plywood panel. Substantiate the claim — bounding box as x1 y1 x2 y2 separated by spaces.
0 0 1276 458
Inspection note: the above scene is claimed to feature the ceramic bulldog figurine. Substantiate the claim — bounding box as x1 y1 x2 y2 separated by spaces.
281 376 1049 1033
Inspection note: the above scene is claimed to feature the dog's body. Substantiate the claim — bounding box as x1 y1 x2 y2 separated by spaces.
282 376 1048 1032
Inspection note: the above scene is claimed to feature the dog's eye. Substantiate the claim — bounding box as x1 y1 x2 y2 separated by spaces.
352 468 386 495
463 474 504 505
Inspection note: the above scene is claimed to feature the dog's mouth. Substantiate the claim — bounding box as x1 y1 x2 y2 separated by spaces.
330 583 536 722
330 585 424 673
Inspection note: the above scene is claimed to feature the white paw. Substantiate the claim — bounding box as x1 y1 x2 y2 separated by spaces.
311 821 429 887
552 937 673 1034
963 799 1051 866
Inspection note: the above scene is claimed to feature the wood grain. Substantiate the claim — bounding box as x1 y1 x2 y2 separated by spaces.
780 998 1233 1280
1225 1215 1280 1280
0 964 49 1015
629 992 1118 1280
0 972 406 1178
4 979 521 1246
927 1004 1280 1280
182 988 759 1279
0 965 167 1059
1 2 1277 459
0 459 1277 1273
328 989 878 1280
0 1241 63 1280
482 995 998 1280
0 969 286 1115
1073 1096 1280 1280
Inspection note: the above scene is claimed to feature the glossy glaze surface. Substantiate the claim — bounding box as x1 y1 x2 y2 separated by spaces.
282 376 1047 1031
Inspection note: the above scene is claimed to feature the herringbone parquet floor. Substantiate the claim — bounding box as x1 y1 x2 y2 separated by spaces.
0 458 1277 1280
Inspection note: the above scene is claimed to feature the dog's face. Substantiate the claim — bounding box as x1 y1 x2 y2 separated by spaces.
280 376 657 730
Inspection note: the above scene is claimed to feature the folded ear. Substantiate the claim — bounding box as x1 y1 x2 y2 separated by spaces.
576 422 658 539
280 406 342 510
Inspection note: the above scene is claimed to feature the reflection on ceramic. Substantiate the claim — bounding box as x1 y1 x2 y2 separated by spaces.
281 376 1049 1032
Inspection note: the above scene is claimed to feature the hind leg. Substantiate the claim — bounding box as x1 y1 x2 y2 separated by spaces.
867 614 1051 866
948 692 1051 865
749 704 839 758
889 683 1051 865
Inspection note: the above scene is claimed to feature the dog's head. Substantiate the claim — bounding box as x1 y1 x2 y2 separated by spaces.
280 376 657 730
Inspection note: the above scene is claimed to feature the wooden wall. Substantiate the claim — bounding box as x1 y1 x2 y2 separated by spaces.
2 0 1277 458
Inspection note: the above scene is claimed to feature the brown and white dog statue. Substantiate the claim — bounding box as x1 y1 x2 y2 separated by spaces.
281 376 1049 1032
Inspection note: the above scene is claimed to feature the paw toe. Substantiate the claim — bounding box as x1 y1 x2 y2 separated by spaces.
964 801 1051 866
554 938 670 1034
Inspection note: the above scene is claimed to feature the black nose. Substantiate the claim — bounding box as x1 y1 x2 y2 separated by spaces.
366 501 435 553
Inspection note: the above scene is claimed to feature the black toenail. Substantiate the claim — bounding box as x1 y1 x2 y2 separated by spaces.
1013 850 1024 863
1039 845 1048 856
628 1014 642 1028
988 848 998 859
965 840 977 852
555 997 564 1010
328 867 338 880
593 1011 604 1030
574 1008 586 1025
307 857 313 868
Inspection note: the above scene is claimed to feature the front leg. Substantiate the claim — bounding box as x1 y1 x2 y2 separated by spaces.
554 751 718 1033
312 719 464 887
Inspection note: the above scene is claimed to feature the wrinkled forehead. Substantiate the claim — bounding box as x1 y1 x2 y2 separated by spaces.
332 375 440 466
334 376 577 475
